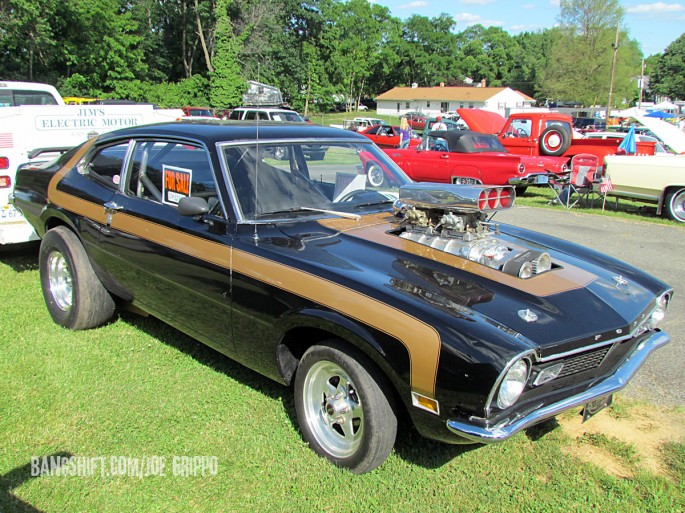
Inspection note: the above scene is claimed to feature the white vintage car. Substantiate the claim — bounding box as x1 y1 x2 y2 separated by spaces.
602 154 685 222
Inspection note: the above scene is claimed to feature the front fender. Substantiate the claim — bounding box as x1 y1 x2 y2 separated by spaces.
275 307 410 398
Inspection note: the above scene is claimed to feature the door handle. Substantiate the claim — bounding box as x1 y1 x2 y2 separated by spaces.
104 201 123 213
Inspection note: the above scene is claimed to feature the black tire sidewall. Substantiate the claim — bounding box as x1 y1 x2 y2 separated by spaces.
39 226 114 329
294 341 396 473
665 188 685 222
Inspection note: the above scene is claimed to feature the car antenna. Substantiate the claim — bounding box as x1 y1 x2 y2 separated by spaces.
254 64 262 236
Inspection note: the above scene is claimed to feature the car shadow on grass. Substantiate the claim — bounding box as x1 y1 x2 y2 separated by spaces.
0 241 39 273
117 310 485 471
0 452 73 513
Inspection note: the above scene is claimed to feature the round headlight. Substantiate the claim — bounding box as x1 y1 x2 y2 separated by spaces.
645 294 669 330
497 359 529 409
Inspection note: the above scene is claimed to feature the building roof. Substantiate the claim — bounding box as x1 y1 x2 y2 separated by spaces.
375 86 534 102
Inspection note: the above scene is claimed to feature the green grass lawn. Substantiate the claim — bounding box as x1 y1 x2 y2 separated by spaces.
1 243 683 512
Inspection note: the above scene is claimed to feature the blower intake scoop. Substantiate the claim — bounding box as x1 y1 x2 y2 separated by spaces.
393 184 552 279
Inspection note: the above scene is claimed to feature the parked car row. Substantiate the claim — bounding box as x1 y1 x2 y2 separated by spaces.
10 121 672 474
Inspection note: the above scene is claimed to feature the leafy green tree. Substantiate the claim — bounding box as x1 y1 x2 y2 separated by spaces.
319 0 391 109
395 14 460 87
210 0 246 109
0 0 60 81
454 25 521 87
651 34 685 100
540 0 640 107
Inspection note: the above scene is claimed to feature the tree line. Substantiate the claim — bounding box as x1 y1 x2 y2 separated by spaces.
1 0 683 113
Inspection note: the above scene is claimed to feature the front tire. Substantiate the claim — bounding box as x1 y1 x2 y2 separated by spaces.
664 188 685 222
294 340 397 473
39 226 115 329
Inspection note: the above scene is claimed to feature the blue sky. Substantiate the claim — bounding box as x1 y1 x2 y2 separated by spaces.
371 1 684 56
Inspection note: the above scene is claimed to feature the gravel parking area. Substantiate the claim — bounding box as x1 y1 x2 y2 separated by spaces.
494 205 684 407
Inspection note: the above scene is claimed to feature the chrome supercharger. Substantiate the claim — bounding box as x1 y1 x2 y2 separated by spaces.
394 183 552 279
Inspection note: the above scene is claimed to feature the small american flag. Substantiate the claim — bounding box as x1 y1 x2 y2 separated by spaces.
0 133 13 149
600 177 614 193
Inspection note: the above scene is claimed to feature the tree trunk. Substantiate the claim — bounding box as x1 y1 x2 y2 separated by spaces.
195 0 213 73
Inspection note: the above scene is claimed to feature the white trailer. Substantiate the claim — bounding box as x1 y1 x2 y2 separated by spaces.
0 81 183 244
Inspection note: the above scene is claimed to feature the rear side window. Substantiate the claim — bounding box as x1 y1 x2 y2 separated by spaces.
83 143 130 189
229 110 243 120
127 141 222 215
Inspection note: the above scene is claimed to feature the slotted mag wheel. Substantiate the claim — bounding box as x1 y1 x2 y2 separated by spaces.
301 360 364 458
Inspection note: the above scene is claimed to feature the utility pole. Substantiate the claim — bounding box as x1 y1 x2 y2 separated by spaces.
606 23 620 123
638 58 645 109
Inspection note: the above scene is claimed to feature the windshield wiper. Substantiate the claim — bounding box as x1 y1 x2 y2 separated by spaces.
352 199 394 209
255 207 360 220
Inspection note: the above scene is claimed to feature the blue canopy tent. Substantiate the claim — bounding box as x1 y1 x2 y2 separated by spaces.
645 110 675 119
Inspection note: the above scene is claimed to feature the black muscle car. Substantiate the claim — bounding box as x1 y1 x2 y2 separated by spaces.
11 120 672 474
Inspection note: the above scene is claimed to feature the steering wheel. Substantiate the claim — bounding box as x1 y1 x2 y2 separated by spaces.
335 188 386 203
517 128 529 137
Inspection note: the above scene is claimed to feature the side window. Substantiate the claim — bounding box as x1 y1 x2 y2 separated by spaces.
245 111 258 120
545 120 572 133
229 110 242 120
507 118 532 137
85 142 130 189
127 141 222 215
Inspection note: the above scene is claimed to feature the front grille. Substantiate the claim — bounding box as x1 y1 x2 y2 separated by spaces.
555 345 612 378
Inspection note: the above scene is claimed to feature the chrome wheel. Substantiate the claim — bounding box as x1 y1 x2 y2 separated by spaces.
666 188 685 222
301 360 364 458
47 250 73 311
366 164 384 187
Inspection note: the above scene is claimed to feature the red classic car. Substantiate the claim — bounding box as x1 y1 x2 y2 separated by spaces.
405 112 428 131
360 124 421 148
383 130 568 192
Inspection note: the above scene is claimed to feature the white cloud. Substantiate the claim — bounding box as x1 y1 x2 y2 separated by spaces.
398 1 428 8
459 0 495 4
549 0 560 6
454 12 482 22
626 2 684 16
454 12 503 27
522 3 535 8
510 24 543 31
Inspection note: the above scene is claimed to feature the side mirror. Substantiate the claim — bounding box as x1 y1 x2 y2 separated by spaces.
178 196 209 216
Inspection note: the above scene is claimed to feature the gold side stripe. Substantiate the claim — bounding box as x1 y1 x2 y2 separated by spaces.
47 165 442 397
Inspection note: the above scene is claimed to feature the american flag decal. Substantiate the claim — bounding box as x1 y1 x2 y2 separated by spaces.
0 133 13 149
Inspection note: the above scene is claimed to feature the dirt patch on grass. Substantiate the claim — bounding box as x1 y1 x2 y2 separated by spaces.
559 403 685 478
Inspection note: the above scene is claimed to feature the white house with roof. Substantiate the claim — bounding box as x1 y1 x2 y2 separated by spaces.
374 85 535 118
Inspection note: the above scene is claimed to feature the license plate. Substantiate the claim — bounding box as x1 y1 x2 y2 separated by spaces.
1 205 22 221
536 175 549 184
582 394 613 422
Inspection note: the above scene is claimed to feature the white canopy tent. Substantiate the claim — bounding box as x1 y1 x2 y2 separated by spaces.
652 100 679 112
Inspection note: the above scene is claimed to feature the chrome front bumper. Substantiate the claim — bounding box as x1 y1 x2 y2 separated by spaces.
446 330 670 443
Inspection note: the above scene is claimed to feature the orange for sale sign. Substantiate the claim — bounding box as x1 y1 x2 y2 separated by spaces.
162 165 192 205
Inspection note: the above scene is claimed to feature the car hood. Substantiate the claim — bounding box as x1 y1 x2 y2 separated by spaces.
270 213 667 358
457 108 507 134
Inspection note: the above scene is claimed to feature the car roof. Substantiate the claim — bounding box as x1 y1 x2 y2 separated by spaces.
95 120 369 146
425 129 499 150
234 106 298 112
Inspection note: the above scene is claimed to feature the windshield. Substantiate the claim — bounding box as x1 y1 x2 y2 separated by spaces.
221 140 412 221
